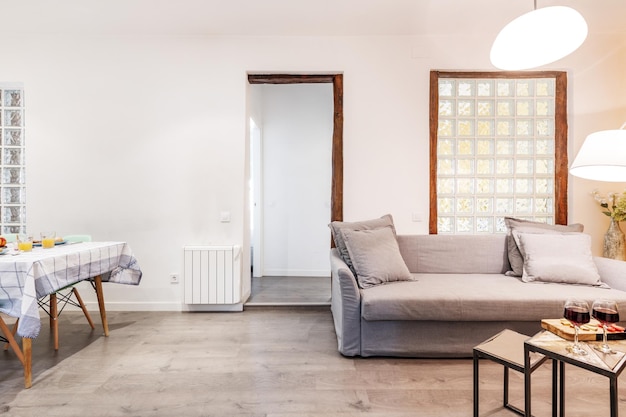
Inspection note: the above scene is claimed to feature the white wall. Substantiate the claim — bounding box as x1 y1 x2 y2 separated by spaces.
252 84 332 277
0 30 624 310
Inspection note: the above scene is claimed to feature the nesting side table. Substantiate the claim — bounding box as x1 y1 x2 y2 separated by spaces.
524 331 626 417
474 329 551 417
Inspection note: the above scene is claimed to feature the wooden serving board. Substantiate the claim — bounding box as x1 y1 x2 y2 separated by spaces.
541 319 626 341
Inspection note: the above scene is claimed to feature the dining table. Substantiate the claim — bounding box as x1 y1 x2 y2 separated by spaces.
0 241 142 388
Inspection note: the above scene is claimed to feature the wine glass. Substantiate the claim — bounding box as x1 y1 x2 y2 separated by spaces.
592 299 620 354
564 298 591 355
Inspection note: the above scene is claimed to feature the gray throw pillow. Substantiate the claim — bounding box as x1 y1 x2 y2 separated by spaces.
504 217 584 277
329 214 396 273
513 231 605 287
340 226 412 289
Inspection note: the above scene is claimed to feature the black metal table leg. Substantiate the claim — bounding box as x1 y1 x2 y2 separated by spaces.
474 350 479 417
610 376 618 417
560 361 564 417
524 343 531 417
504 366 509 409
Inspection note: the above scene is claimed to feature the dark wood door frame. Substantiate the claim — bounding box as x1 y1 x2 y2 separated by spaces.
248 73 343 225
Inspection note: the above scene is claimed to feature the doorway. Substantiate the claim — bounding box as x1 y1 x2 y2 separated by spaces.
246 74 343 305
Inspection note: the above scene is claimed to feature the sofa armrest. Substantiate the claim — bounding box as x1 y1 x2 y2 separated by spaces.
594 256 626 291
330 248 362 356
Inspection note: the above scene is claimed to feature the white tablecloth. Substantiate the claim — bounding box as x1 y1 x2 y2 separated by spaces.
0 241 142 338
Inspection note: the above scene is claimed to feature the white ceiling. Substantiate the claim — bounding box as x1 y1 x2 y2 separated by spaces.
0 0 624 37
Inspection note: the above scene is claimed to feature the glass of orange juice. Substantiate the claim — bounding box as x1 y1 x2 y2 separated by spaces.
17 234 33 252
41 231 56 249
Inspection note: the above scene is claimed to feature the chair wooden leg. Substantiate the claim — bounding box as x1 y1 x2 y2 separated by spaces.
93 275 109 337
50 293 59 350
1 317 30 388
0 317 24 365
3 318 18 351
72 288 95 329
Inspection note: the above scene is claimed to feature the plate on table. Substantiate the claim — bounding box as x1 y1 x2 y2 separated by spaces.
32 240 67 247
0 247 6 255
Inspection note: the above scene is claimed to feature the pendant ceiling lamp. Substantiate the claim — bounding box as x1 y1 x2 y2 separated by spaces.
570 124 626 182
490 1 588 70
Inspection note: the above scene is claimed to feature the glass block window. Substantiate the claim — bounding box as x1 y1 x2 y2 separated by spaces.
0 84 26 234
430 72 568 234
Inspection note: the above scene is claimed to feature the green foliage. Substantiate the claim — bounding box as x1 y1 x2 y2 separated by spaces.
592 190 626 221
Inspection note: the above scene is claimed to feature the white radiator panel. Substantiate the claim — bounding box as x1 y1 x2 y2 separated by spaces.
183 245 241 305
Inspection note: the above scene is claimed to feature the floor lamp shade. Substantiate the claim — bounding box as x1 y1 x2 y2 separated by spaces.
570 130 626 182
490 6 588 70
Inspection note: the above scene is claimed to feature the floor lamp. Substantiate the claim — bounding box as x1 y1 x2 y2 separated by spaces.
570 124 626 260
570 124 626 182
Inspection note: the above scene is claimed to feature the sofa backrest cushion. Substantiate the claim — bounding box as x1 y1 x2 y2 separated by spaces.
513 231 604 286
342 226 412 288
504 217 584 276
329 214 396 274
396 234 509 274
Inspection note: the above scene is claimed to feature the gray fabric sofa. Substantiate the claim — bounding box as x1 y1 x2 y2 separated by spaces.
330 234 626 358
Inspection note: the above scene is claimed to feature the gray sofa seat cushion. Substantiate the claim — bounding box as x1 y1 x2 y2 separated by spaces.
360 273 626 322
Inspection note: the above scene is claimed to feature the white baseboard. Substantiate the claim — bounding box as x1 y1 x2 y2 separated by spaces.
68 301 244 312
84 302 182 311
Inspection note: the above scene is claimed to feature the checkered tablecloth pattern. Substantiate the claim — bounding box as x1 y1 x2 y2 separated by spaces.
0 241 142 338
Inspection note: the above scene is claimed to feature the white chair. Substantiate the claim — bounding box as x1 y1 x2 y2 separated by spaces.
1 300 26 374
1 233 18 243
0 312 27 385
47 234 95 350
63 234 93 243
2 235 22 351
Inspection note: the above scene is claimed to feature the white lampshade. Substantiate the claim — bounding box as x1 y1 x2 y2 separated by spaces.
570 129 626 182
490 6 588 70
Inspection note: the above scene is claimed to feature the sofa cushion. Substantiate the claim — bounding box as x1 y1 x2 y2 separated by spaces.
329 214 396 273
342 226 412 288
397 234 509 274
513 231 604 286
504 217 584 276
360 273 626 322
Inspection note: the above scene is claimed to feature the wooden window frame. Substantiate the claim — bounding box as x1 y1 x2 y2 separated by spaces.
429 71 568 234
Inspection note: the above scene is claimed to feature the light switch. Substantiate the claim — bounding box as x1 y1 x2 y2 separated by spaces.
220 211 231 223
412 212 423 222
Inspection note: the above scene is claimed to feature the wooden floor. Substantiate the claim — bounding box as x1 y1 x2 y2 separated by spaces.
1 308 623 416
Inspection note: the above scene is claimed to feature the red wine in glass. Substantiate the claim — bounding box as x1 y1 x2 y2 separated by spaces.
593 307 620 325
563 299 591 355
564 306 591 326
592 300 620 354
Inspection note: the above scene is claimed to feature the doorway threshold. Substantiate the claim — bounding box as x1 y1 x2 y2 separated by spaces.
246 276 331 306
245 301 330 307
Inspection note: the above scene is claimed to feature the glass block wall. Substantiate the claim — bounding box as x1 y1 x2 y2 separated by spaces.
0 85 26 234
437 78 555 234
